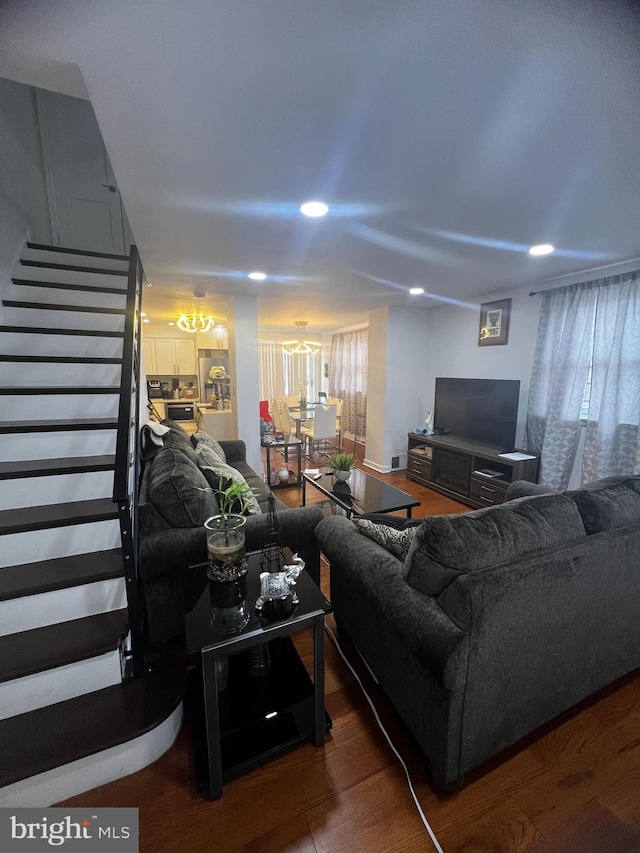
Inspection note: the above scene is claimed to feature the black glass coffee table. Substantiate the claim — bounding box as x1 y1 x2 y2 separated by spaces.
182 551 332 799
301 467 420 518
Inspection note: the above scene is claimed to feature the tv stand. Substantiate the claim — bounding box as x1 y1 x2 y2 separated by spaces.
406 433 540 508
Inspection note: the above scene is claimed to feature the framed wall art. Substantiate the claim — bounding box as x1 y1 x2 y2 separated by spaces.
478 298 511 346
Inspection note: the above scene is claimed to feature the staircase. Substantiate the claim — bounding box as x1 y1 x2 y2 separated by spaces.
0 243 184 807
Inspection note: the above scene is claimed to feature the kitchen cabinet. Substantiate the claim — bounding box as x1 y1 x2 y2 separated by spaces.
146 336 197 375
142 338 157 375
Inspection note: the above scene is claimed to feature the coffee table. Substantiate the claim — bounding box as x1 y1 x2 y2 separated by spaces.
182 551 332 799
301 467 420 518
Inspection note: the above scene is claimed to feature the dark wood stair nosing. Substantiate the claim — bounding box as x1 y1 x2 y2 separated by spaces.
0 355 122 364
2 300 127 316
0 325 124 338
0 386 120 395
27 242 130 262
12 278 127 296
0 498 119 536
0 455 116 480
0 609 130 685
0 655 186 788
20 259 129 277
0 548 124 601
0 418 118 434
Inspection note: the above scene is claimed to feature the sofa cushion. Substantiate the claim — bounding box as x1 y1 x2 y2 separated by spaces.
147 445 219 527
568 476 640 534
191 429 227 463
403 493 586 595
195 443 262 515
352 514 422 561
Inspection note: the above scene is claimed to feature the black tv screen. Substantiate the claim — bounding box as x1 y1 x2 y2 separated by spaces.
433 378 520 451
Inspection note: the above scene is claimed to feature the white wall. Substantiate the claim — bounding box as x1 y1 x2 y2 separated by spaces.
0 77 52 303
228 296 261 474
424 289 542 447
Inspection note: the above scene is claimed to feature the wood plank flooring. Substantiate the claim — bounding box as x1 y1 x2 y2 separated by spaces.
58 439 640 852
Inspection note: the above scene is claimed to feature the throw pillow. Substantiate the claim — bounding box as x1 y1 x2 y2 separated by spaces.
147 446 219 527
190 430 227 463
352 514 421 561
195 443 262 515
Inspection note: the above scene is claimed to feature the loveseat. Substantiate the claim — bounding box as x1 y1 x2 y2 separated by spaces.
315 475 640 789
138 419 323 646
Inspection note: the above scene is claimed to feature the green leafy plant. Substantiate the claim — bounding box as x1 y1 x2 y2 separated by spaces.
209 476 255 520
326 451 357 472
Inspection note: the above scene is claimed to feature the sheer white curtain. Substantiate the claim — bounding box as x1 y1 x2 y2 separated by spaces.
258 341 282 405
525 270 640 488
258 341 321 405
328 328 368 435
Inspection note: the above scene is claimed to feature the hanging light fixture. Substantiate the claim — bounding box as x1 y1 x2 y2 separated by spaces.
177 313 215 333
282 322 321 355
282 340 321 355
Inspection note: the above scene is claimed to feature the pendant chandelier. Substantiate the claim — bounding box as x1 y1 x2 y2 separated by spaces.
177 313 215 333
282 339 321 355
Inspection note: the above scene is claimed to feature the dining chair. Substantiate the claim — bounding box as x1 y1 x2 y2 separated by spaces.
300 404 337 458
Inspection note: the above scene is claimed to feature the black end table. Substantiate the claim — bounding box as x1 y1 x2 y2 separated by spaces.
182 551 332 799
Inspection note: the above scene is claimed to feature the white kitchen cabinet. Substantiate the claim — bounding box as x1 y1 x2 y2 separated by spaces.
142 338 157 375
147 336 197 375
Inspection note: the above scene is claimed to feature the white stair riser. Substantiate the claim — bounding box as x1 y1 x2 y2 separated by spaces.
0 471 114 511
21 248 129 273
9 285 127 310
1 395 120 420
0 430 117 462
0 577 126 635
1 306 125 333
0 651 123 720
0 705 183 808
0 519 121 569
0 363 121 387
0 332 124 359
14 265 128 289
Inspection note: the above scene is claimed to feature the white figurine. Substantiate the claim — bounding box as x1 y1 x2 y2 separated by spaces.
424 412 435 435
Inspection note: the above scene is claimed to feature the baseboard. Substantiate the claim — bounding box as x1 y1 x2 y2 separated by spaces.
363 458 391 473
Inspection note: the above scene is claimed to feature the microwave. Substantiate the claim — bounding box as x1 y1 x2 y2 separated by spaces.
166 403 195 421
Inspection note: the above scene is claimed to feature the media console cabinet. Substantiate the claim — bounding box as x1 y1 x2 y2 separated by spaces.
406 432 540 508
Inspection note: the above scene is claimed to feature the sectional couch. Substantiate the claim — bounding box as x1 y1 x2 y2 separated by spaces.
138 420 323 646
315 475 640 789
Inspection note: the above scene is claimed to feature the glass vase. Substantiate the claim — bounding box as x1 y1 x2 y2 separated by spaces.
204 514 249 634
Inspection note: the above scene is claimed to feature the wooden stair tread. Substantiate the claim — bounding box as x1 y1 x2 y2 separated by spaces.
0 386 119 395
0 325 124 338
0 455 116 480
0 498 118 536
12 278 126 295
0 655 186 788
20 259 128 277
2 300 126 315
0 355 122 364
27 242 130 262
0 418 118 434
0 548 123 601
0 609 129 684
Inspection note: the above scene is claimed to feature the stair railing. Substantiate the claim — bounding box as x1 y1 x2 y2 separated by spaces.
113 245 144 678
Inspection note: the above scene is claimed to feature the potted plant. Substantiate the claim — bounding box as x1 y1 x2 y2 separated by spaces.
203 478 256 634
327 451 357 482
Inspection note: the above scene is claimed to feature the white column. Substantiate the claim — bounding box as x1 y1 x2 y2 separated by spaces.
227 296 261 474
364 306 430 472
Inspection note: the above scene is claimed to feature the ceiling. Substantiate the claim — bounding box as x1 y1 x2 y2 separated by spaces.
1 0 639 333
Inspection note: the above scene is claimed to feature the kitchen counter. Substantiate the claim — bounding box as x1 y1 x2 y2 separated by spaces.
196 403 236 440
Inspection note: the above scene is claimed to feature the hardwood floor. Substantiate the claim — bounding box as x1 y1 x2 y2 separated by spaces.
59 438 640 852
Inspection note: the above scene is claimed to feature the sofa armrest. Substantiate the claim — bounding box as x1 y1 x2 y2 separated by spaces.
505 480 558 500
315 515 466 686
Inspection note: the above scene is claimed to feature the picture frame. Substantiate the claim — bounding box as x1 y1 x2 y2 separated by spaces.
478 298 511 346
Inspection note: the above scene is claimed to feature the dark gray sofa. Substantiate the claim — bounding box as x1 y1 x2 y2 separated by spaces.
315 475 640 789
138 420 323 646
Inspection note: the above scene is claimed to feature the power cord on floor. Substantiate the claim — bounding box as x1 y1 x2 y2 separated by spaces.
324 623 445 853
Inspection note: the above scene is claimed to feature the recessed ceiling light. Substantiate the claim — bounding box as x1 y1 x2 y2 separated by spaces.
300 200 329 218
529 243 554 256
141 312 147 317
248 271 266 280
142 318 150 323
168 322 175 326
409 287 424 295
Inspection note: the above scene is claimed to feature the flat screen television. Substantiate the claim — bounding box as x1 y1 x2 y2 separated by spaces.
433 378 520 451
